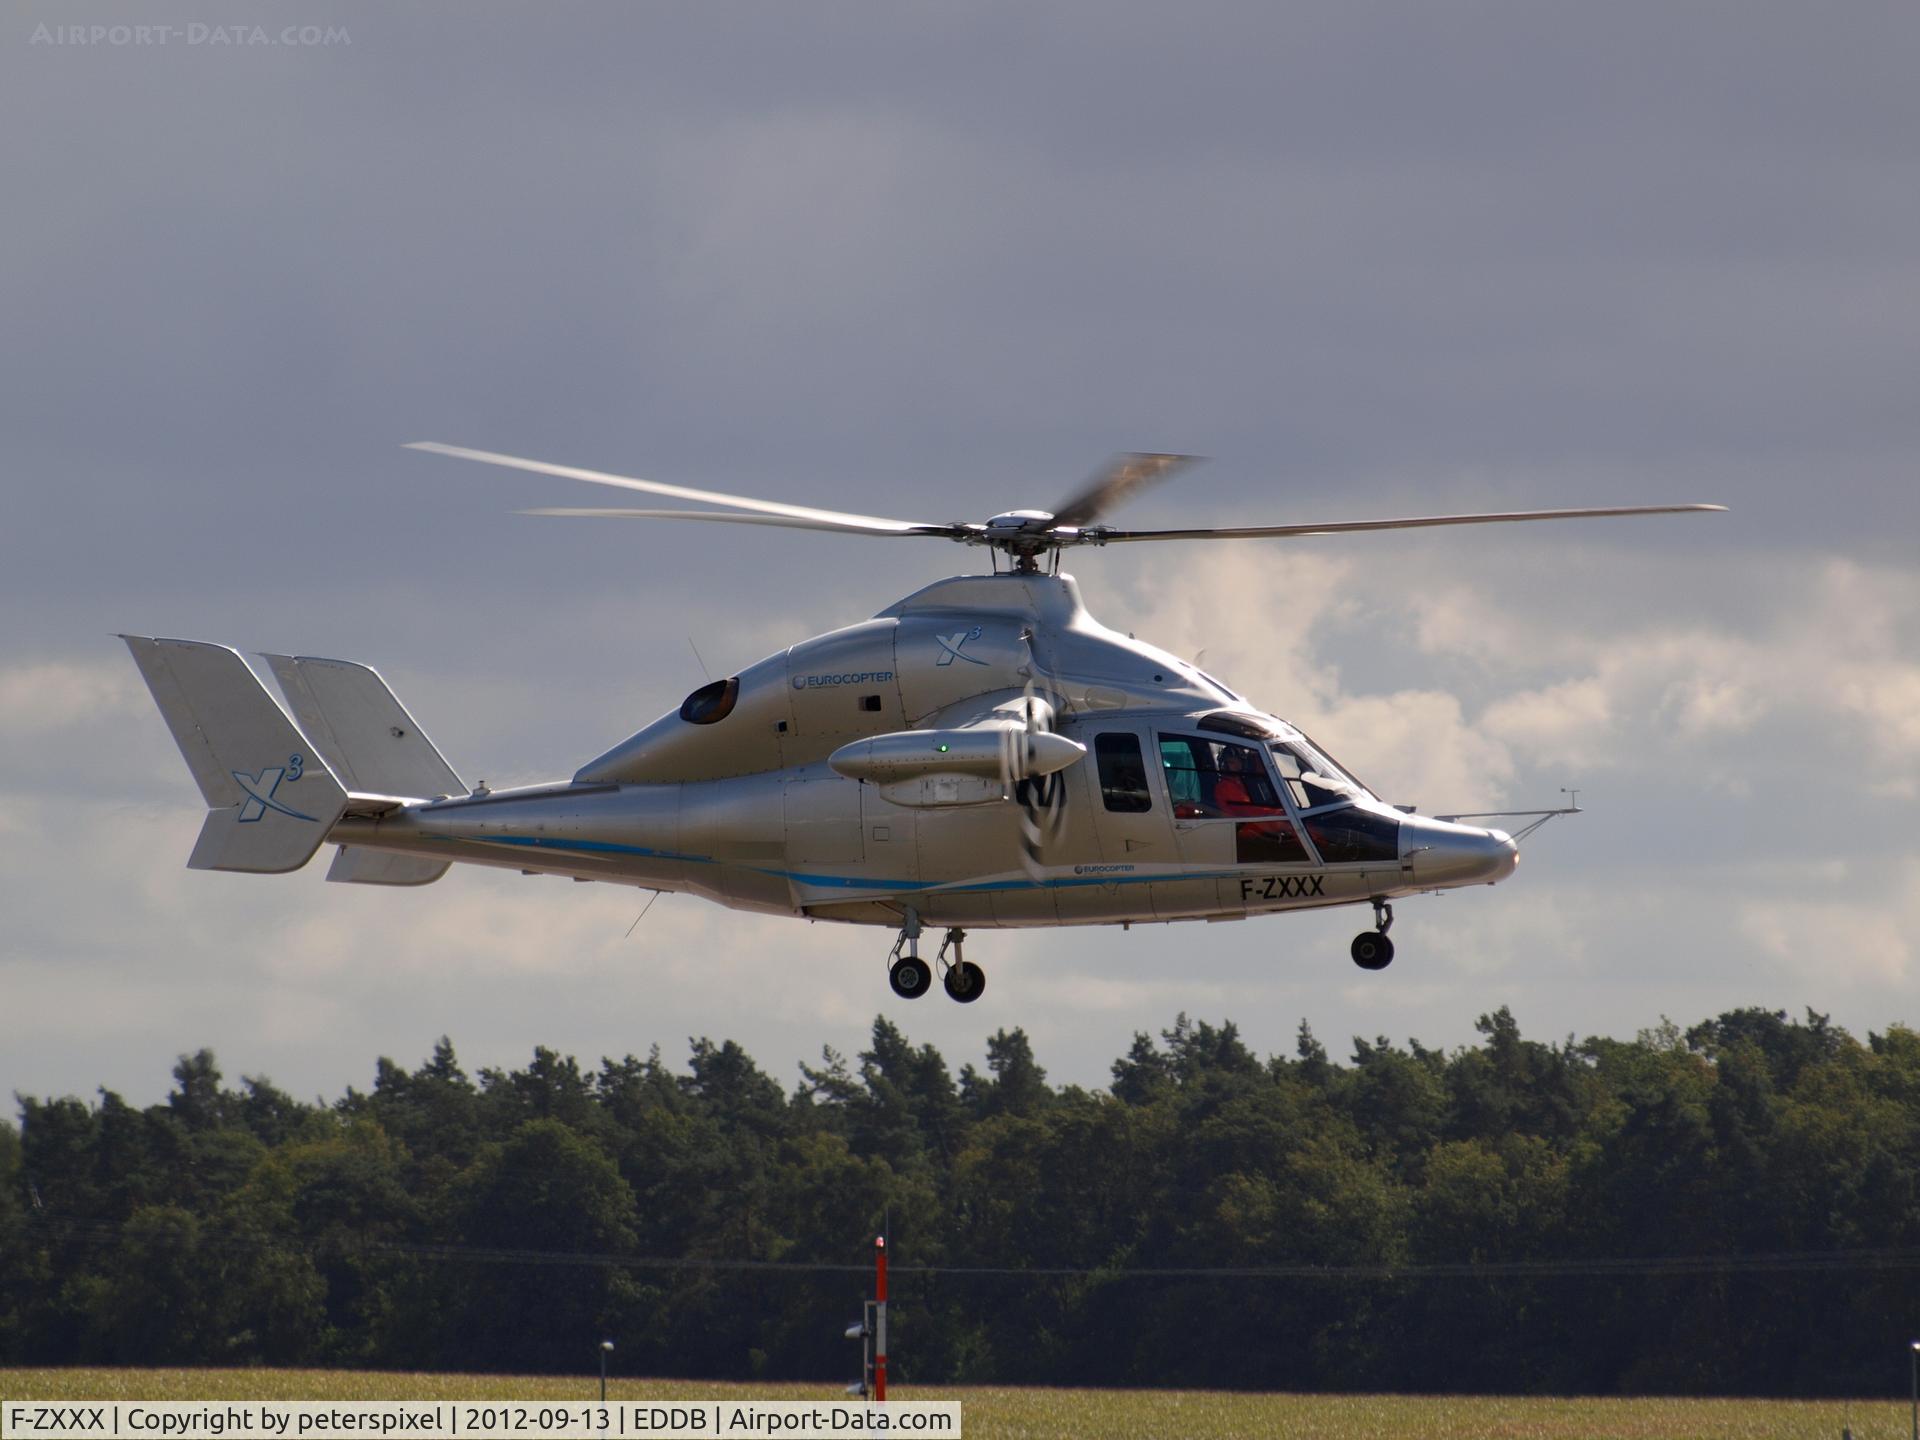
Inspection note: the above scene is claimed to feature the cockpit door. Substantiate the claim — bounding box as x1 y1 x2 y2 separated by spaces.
1155 731 1321 915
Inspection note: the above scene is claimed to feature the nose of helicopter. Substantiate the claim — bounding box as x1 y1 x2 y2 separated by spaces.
1403 818 1520 887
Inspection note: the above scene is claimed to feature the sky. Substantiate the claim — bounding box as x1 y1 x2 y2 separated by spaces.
4 2 1918 1110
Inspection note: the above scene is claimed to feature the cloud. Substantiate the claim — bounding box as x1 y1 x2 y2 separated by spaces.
1106 549 1517 814
6 0 1920 1110
1736 859 1920 990
0 659 143 738
1401 554 1920 795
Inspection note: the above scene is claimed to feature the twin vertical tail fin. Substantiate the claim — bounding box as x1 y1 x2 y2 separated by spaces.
260 654 467 801
123 637 468 885
122 636 349 874
260 653 465 886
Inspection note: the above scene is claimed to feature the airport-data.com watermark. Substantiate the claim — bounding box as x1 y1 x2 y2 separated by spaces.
29 21 351 47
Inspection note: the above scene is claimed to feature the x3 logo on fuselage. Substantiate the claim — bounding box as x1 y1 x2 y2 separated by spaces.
935 626 987 666
232 753 317 823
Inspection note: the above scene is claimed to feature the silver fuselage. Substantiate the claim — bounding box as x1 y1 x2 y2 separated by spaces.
329 573 1517 927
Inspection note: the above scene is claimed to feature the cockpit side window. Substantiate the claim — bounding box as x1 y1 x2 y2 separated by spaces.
1095 732 1153 813
1290 729 1374 802
680 676 741 725
1270 743 1356 810
1159 735 1286 819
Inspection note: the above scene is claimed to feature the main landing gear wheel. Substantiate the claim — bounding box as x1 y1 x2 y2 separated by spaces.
943 960 986 1003
886 908 931 999
936 927 985 1003
889 957 932 999
1351 897 1395 971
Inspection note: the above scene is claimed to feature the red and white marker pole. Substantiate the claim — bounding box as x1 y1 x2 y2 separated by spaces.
874 1234 888 1401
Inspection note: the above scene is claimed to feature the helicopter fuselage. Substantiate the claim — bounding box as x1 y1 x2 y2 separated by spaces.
327 572 1519 928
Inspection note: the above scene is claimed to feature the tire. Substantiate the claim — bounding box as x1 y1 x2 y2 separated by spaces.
943 960 986 1003
889 957 931 999
1350 933 1395 971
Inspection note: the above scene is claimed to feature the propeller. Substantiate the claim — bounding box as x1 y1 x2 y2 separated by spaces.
407 441 1726 571
1000 630 1069 880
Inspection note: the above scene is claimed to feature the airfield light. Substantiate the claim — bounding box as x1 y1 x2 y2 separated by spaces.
874 1234 888 1402
599 1339 614 1402
1910 1340 1919 1440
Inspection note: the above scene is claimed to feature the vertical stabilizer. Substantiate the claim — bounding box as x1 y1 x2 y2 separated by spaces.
261 653 467 800
122 636 347 874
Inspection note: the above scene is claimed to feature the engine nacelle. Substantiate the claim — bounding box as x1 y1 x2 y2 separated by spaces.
829 727 1084 784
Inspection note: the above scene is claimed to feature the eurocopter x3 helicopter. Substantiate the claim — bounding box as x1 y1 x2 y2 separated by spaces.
124 445 1722 1003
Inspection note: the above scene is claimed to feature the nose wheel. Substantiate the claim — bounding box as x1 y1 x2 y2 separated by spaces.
1351 899 1395 971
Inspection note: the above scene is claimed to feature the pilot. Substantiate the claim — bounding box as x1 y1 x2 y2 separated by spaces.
1211 746 1285 817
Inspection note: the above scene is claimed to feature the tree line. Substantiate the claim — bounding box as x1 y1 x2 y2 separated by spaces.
3 1005 1917 1395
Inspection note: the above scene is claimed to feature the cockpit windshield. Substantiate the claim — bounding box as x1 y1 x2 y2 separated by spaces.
1269 732 1371 809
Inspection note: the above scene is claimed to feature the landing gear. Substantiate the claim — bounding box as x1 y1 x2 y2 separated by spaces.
1351 898 1396 971
887 916 989 1001
937 927 985 1004
886 908 931 1000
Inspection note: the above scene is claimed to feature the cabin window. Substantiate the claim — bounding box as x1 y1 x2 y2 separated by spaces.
680 676 740 725
1158 735 1286 819
1095 733 1153 813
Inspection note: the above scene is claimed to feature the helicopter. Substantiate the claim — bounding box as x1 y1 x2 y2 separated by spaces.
123 446 1723 1003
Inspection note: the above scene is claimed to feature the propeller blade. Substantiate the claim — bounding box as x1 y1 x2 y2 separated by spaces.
1049 452 1206 530
519 507 967 539
1010 669 1069 880
1087 503 1727 543
407 442 947 535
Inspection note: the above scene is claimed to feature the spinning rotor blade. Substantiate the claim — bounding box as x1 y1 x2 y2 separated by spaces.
1088 503 1727 543
1049 452 1205 530
520 507 967 539
407 441 943 535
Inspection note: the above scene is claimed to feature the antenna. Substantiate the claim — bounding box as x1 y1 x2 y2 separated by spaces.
624 890 660 938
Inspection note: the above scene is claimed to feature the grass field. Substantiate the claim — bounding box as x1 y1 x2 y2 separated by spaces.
0 1369 1905 1439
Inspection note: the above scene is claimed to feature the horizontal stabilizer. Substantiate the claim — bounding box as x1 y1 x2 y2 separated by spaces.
327 846 449 886
262 653 467 800
121 636 347 874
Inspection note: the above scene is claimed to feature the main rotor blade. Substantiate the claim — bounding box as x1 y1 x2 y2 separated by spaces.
1088 503 1727 543
1049 452 1205 530
520 507 970 539
407 441 940 534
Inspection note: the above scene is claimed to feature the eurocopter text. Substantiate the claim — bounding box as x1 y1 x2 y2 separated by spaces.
125 448 1722 1002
